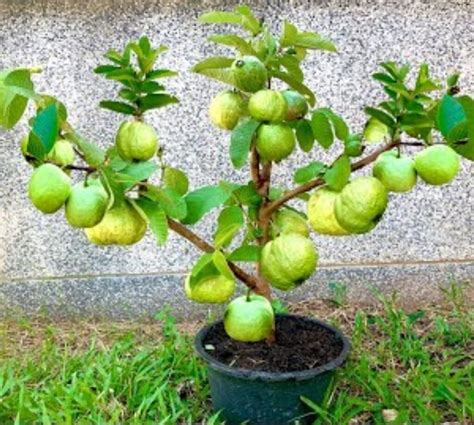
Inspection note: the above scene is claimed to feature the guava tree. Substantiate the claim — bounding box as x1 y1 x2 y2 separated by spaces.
0 5 472 342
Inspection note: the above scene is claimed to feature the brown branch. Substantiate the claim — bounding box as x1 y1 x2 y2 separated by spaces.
250 145 261 186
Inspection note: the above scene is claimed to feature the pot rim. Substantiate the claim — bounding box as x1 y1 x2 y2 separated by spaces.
194 313 351 382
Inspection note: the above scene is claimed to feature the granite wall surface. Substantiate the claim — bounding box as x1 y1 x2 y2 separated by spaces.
0 0 472 318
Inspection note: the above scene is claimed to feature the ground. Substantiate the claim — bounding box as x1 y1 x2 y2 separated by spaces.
0 283 472 424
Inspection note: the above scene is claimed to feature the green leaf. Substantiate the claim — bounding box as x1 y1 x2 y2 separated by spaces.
230 119 260 169
104 49 124 65
447 73 460 88
311 110 334 148
293 32 337 52
271 69 316 107
135 198 168 245
31 104 58 157
146 69 178 80
323 155 351 191
198 11 242 25
139 94 179 112
319 108 349 141
146 186 187 220
99 101 136 115
139 81 165 93
104 68 137 82
208 34 257 56
115 161 158 188
294 161 325 184
295 119 315 152
234 5 261 35
437 95 465 138
68 132 105 167
192 56 235 73
400 112 433 129
212 250 234 280
227 244 262 262
364 107 397 128
372 72 397 85
163 167 189 196
214 205 245 248
278 54 304 83
452 95 474 160
191 253 214 278
280 21 298 47
182 185 231 225
94 65 120 74
0 69 34 129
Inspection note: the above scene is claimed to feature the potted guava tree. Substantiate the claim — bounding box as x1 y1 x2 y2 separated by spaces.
0 5 472 424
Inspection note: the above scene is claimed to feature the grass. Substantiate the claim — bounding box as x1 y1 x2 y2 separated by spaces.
0 284 472 424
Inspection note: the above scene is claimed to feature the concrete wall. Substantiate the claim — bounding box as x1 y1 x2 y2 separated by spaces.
0 0 472 318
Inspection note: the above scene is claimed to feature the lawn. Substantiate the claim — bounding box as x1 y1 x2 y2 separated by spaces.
0 284 472 424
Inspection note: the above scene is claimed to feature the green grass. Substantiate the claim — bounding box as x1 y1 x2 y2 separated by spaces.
0 286 472 424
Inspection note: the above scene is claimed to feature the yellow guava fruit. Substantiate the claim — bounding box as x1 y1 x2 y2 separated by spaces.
248 90 287 122
65 182 109 228
209 90 246 130
255 123 296 162
47 140 75 167
282 90 308 121
307 188 349 236
115 121 158 161
231 56 267 93
184 274 235 304
373 151 417 193
271 209 309 237
414 145 460 185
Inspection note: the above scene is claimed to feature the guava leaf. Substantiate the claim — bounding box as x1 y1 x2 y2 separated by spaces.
364 107 397 128
208 34 257 56
70 133 105 167
323 155 351 191
270 69 316 107
192 56 235 73
31 104 58 157
295 119 314 152
311 110 334 149
0 69 34 129
146 186 187 220
319 108 349 141
115 161 158 188
198 11 242 25
182 185 231 225
227 244 262 262
230 119 260 168
99 100 136 115
212 250 234 281
294 161 325 184
234 5 261 35
437 95 465 137
214 206 244 248
134 198 168 245
293 32 337 52
452 95 474 160
139 94 179 112
146 69 178 80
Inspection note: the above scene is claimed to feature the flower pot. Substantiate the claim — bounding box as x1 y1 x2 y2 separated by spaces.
195 313 350 425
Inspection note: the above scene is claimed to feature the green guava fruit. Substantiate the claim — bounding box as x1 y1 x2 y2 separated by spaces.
344 135 363 157
224 294 274 342
255 123 296 162
115 121 158 161
307 188 349 236
414 145 460 185
28 164 71 214
65 182 109 228
47 140 75 167
184 274 235 304
335 176 388 234
85 201 147 245
281 90 308 121
209 90 246 130
248 90 287 122
271 209 309 238
163 167 189 196
363 118 390 143
260 233 318 291
373 151 417 193
231 56 267 93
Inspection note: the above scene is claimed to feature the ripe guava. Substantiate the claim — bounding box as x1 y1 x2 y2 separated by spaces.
163 167 189 196
115 121 158 161
363 118 390 143
248 90 287 122
260 233 318 291
184 274 235 304
209 90 246 130
255 123 296 162
414 145 460 185
224 294 274 342
231 56 267 93
307 188 349 236
28 164 71 214
271 209 309 238
281 90 308 121
65 182 109 228
85 201 147 245
335 176 388 234
47 140 75 167
373 151 417 193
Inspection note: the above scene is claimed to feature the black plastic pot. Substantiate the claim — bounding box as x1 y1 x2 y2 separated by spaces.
195 314 350 425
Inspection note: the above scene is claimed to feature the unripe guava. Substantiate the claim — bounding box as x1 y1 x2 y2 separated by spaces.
85 201 147 245
163 167 189 196
414 145 460 185
209 90 246 130
307 188 349 236
115 121 158 161
260 233 318 291
363 118 390 143
271 209 309 237
231 56 267 93
184 274 235 304
255 123 296 162
335 176 388 234
281 90 308 121
224 294 274 342
373 151 417 193
65 182 109 228
47 140 75 167
248 90 287 122
28 164 71 214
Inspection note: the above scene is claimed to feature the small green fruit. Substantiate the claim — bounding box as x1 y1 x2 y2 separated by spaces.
373 151 417 193
85 201 147 245
163 167 189 196
282 90 308 121
307 188 349 236
209 90 246 130
335 176 388 234
255 123 296 162
271 209 309 237
224 294 274 342
65 183 109 228
363 118 390 143
248 90 287 122
28 164 71 214
47 140 75 167
231 56 267 93
184 274 235 304
260 233 318 291
344 135 363 157
414 145 460 185
116 121 158 161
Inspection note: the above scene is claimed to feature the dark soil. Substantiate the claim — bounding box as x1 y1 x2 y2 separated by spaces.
202 315 345 373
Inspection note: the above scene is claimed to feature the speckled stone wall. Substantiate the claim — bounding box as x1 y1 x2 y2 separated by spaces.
0 0 472 318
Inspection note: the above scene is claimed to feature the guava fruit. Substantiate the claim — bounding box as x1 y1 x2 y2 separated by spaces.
260 233 318 291
414 145 460 185
65 182 109 228
224 294 274 342
271 209 309 238
255 123 296 162
363 118 390 143
85 201 147 245
28 164 71 214
282 90 308 121
47 140 75 167
209 90 246 130
373 151 417 193
231 56 267 93
335 176 388 234
307 188 349 236
115 121 158 161
184 274 235 304
248 90 287 122
163 167 189 196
